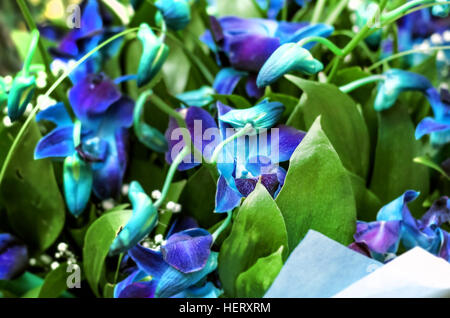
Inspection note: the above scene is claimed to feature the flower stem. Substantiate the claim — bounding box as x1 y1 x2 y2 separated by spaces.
297 36 344 56
22 30 40 76
212 210 232 242
210 123 254 165
325 0 349 25
0 27 140 188
380 0 444 22
367 45 450 71
113 253 124 284
154 146 191 209
339 75 385 93
311 0 327 23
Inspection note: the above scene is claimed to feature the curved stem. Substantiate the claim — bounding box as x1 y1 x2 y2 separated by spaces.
154 146 191 209
297 36 343 56
367 45 450 71
212 210 232 242
22 30 40 76
339 75 385 93
210 124 253 165
381 0 445 22
0 27 140 187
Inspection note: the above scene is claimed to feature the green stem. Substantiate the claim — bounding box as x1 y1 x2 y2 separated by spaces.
380 0 443 22
16 0 69 112
325 0 349 25
367 45 450 71
311 0 326 23
212 210 232 242
339 75 385 93
297 36 344 56
114 253 124 284
22 30 40 76
73 120 82 147
133 90 153 135
154 146 191 209
0 27 140 188
210 123 254 164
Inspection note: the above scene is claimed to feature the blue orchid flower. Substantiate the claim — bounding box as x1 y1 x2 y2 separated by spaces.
350 191 450 263
0 233 28 280
155 0 191 31
35 73 134 216
374 69 433 111
256 42 324 87
201 16 333 97
40 0 124 83
164 102 305 212
109 181 158 256
114 219 219 298
416 87 450 145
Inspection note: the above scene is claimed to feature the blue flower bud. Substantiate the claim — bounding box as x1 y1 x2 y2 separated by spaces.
176 86 215 108
256 43 323 87
137 23 169 87
219 99 285 129
109 181 158 255
374 69 432 111
7 75 36 121
63 153 93 217
155 0 191 31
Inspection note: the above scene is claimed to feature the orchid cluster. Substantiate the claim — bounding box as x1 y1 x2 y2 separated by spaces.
0 0 450 299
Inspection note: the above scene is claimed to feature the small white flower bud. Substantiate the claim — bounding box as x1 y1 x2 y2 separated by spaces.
29 258 37 266
121 183 130 196
57 242 68 252
151 190 162 200
166 201 176 211
2 116 12 128
50 261 60 270
172 203 182 213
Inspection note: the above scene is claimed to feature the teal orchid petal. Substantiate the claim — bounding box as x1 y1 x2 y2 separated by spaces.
7 75 36 121
374 69 432 111
219 100 285 130
432 0 449 17
256 43 323 87
63 153 93 217
176 86 215 108
155 0 191 31
109 181 158 255
137 23 169 87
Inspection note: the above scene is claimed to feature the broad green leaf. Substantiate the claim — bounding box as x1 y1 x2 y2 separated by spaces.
219 183 288 297
0 121 65 251
369 104 429 217
179 166 222 228
38 263 70 298
235 246 284 298
348 172 382 221
83 210 132 296
286 75 370 179
276 116 356 252
216 0 264 18
0 272 43 297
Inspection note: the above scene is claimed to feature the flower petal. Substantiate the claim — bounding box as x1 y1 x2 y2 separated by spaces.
36 102 72 127
128 245 168 280
421 196 450 227
282 24 334 47
354 220 402 256
0 234 28 280
215 175 242 213
34 126 75 159
415 117 450 140
376 190 420 221
161 228 212 273
213 68 246 95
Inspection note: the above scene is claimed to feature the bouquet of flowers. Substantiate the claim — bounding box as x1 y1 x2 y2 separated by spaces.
0 0 449 298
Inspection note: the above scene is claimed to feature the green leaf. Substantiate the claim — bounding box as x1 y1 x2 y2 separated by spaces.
83 210 132 296
38 263 70 298
216 0 264 18
413 156 449 179
348 172 382 221
0 121 65 251
369 104 429 217
235 246 284 298
218 183 288 297
179 166 222 228
285 75 370 179
276 116 356 252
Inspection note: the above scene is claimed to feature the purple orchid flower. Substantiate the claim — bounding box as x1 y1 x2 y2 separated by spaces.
164 102 305 212
350 191 450 263
34 73 134 215
0 233 28 280
201 16 333 97
39 0 123 83
114 218 220 298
